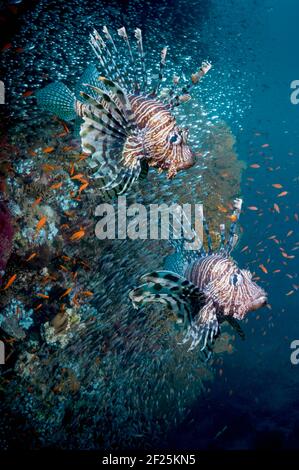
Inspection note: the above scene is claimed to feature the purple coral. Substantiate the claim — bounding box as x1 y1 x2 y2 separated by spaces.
0 202 14 273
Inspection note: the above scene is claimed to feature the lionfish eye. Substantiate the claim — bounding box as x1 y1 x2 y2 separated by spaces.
230 273 243 286
169 133 182 144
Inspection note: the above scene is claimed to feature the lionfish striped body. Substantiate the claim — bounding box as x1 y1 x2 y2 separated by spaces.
36 27 211 196
130 199 268 354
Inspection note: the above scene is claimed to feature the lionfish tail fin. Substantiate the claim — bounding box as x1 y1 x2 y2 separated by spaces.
35 82 76 121
129 270 206 328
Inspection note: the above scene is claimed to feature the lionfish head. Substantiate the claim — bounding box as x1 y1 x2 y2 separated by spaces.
166 126 195 177
205 257 268 320
225 264 268 320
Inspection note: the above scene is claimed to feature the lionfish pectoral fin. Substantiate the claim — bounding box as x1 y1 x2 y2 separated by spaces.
79 77 142 196
129 270 205 328
225 316 245 340
35 81 77 121
181 302 219 352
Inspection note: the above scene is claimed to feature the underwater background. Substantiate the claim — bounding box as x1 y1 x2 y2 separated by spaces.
0 0 298 451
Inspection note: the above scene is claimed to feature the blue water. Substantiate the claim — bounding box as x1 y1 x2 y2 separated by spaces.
169 0 299 449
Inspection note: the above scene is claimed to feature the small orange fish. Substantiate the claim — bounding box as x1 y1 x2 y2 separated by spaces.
70 228 85 241
248 206 259 211
50 181 63 190
35 216 47 234
261 143 269 148
59 287 72 299
36 293 49 299
62 146 76 152
26 252 37 262
32 197 42 208
250 164 260 168
71 174 85 181
273 203 280 213
22 90 33 98
277 191 288 197
69 162 75 176
43 146 55 154
287 230 293 237
42 163 56 172
3 274 17 290
272 184 283 189
217 205 228 213
79 182 89 194
259 264 268 274
82 291 94 297
35 303 43 311
28 149 38 157
59 265 68 272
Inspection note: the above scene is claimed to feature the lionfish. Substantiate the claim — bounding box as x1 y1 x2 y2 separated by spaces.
36 26 211 196
129 199 268 353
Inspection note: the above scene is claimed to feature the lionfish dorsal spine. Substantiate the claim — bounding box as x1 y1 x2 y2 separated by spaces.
117 26 140 93
202 215 213 254
90 29 127 89
218 223 226 251
151 46 168 97
226 198 243 253
168 60 212 108
134 28 147 91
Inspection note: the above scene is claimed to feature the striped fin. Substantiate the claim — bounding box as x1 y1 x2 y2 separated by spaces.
151 46 168 97
79 80 143 197
129 270 206 328
134 28 147 91
90 29 127 89
98 77 138 134
181 300 219 351
169 60 212 108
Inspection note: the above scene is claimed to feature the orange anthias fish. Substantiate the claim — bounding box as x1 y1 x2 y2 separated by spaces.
35 216 47 234
69 228 85 241
3 274 17 290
